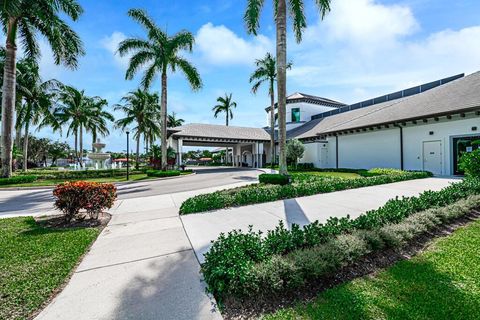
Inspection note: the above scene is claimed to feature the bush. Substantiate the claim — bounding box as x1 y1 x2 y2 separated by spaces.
53 181 117 222
0 175 37 186
146 170 181 177
180 171 431 214
296 163 315 170
367 168 404 175
16 169 144 180
259 173 290 185
459 149 480 177
202 178 480 301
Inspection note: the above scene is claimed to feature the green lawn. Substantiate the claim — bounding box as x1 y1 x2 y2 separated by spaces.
290 171 361 180
0 217 100 320
264 220 480 320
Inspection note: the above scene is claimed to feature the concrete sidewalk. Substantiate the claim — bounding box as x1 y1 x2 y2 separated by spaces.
181 177 458 263
35 181 256 320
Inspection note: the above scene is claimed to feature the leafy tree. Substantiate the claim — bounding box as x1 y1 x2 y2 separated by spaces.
168 111 185 127
85 97 114 151
115 89 161 169
286 139 305 169
119 8 202 171
48 141 70 166
0 0 84 177
250 52 291 169
244 0 332 175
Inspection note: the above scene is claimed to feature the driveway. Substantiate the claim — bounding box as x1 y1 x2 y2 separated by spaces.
0 167 261 218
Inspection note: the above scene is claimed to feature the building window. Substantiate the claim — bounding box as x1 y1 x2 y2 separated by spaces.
291 108 300 122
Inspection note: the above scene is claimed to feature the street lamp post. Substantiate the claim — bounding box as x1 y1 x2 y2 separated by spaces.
126 128 130 181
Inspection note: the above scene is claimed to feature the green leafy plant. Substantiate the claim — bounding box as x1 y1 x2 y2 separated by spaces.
286 139 305 168
459 148 480 177
0 175 37 186
146 170 181 178
259 173 290 185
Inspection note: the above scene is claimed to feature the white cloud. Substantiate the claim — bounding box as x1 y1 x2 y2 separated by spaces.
195 23 273 66
100 31 128 68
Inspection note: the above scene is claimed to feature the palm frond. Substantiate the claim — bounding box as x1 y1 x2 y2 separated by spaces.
244 0 265 35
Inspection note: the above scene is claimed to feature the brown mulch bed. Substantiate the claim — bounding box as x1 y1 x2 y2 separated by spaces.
35 212 111 229
222 209 480 320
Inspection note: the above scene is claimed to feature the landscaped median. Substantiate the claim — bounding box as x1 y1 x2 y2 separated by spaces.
200 177 480 314
179 169 432 214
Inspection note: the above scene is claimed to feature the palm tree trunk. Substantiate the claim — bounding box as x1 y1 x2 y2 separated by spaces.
135 135 140 169
74 130 78 166
23 123 29 172
270 80 276 169
276 0 288 175
15 125 22 151
92 129 97 152
160 68 168 171
79 124 84 167
1 20 17 178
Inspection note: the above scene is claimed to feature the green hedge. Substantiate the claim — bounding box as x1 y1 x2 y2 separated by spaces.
0 175 38 186
259 174 290 185
179 171 432 214
16 169 143 180
146 170 181 177
202 178 480 301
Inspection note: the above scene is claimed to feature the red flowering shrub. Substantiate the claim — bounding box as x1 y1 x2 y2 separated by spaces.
53 181 117 222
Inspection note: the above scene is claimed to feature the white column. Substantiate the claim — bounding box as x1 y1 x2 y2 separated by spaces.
258 143 264 168
177 138 183 166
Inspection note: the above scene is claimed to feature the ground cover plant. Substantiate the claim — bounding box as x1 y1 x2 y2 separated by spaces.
0 217 101 320
179 169 431 214
146 169 193 178
201 178 480 305
264 217 480 320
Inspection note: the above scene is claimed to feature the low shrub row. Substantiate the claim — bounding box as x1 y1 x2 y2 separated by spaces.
146 170 181 177
53 181 117 222
259 174 290 185
179 171 431 214
16 169 144 180
202 178 480 301
243 195 480 299
0 175 38 186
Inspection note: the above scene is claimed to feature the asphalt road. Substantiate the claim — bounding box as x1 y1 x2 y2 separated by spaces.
0 167 261 218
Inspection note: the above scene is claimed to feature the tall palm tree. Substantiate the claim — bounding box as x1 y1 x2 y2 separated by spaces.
86 97 114 152
0 0 84 178
55 86 98 167
213 93 237 165
250 52 291 168
245 0 331 175
118 8 202 171
167 111 185 127
114 89 161 169
212 93 237 126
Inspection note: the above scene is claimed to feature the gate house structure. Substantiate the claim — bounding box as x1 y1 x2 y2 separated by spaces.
168 71 480 175
168 123 270 168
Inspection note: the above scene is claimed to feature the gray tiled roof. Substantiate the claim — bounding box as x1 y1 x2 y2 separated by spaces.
292 71 480 139
170 123 270 141
266 92 346 111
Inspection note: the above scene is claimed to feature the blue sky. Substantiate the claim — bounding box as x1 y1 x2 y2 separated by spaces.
30 0 480 152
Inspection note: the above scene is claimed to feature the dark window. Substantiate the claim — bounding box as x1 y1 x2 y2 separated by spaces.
291 108 300 122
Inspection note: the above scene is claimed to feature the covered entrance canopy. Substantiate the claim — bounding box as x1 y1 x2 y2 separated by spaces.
168 123 270 168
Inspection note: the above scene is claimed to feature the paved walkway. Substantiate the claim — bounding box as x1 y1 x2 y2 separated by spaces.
181 177 458 263
35 180 259 320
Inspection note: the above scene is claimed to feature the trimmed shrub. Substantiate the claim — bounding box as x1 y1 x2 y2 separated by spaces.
53 181 117 222
146 170 181 178
202 178 480 301
180 171 431 214
259 173 290 185
0 175 37 186
16 169 144 180
459 149 480 177
367 168 404 175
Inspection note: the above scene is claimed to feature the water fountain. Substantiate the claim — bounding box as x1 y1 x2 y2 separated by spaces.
88 139 111 169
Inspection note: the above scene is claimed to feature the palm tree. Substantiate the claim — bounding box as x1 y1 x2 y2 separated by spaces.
114 89 161 169
118 8 202 171
213 93 237 126
55 86 98 167
250 52 291 168
167 111 185 127
245 0 331 175
85 97 114 152
0 0 84 178
213 93 237 165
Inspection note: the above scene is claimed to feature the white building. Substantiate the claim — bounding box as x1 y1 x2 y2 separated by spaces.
169 72 480 176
